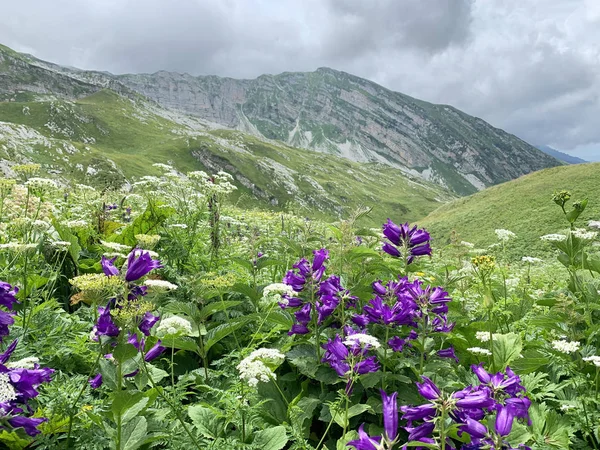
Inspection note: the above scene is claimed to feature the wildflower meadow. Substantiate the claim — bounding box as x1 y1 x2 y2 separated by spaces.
0 164 598 449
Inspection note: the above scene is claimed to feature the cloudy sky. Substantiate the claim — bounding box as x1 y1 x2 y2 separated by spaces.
2 0 599 160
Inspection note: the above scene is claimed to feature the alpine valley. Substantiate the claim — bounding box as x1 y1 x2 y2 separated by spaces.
0 43 562 224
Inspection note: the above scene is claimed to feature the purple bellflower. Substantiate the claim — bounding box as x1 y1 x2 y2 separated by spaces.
382 219 432 264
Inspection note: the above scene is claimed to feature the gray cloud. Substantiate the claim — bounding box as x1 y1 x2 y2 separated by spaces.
0 0 599 158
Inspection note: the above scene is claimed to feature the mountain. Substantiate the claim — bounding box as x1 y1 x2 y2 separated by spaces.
114 68 561 195
0 45 453 225
418 163 600 256
1 44 560 196
537 145 587 165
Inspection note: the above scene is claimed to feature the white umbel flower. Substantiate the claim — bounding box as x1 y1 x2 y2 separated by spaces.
460 241 475 248
100 240 131 252
541 234 567 242
0 373 17 403
495 229 516 242
583 355 600 367
475 331 491 342
156 316 193 337
237 348 285 388
467 347 492 356
261 283 297 306
145 279 178 291
522 256 542 263
572 228 598 240
6 356 40 369
588 220 600 229
551 340 580 354
343 333 381 349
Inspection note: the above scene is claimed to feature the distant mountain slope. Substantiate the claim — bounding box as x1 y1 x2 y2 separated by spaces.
0 86 453 224
419 163 600 255
116 68 561 195
537 145 586 164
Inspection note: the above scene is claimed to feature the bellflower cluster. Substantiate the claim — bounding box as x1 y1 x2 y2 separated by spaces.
0 282 19 342
381 219 432 264
398 364 531 449
281 249 353 335
322 330 380 393
0 340 54 436
89 249 165 388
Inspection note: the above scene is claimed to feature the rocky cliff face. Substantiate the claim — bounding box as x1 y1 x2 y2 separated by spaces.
116 67 561 195
0 44 561 195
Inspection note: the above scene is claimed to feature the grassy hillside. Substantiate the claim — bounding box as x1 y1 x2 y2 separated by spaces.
0 90 453 225
418 163 600 256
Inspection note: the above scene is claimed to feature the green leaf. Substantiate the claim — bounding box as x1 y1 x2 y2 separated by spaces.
99 358 117 390
146 366 169 384
111 392 149 424
256 258 283 271
112 201 173 246
510 349 550 374
121 416 147 450
290 397 321 435
492 332 523 371
52 218 82 264
404 442 438 448
332 403 371 429
204 317 252 353
160 336 199 354
113 342 139 363
0 430 31 449
253 425 288 450
188 405 221 439
198 301 242 321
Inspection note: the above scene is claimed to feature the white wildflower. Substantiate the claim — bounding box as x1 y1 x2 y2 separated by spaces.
262 283 296 305
152 163 174 172
156 316 193 337
583 355 600 367
0 242 37 252
6 356 40 369
495 229 516 242
551 340 580 354
572 228 597 240
588 220 600 229
169 223 188 229
522 256 542 263
145 279 178 291
460 241 475 248
541 234 567 242
343 333 381 349
560 404 576 411
475 331 490 342
237 348 285 387
25 177 57 194
65 220 88 228
51 240 72 251
467 347 492 356
0 373 17 403
100 240 131 252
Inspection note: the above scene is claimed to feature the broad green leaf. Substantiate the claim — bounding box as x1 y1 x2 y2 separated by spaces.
113 342 139 363
52 218 82 264
160 336 199 354
111 393 149 424
121 416 147 450
290 397 321 435
99 358 117 390
198 301 242 321
492 332 522 371
204 317 252 353
253 425 288 450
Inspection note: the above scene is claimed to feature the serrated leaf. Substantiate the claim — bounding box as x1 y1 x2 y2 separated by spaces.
332 403 371 428
111 392 148 423
188 405 221 439
198 301 242 321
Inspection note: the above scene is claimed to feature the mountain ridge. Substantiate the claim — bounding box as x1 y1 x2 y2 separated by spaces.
0 43 560 195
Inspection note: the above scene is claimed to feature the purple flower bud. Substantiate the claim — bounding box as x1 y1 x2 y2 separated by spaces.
471 363 492 384
380 390 398 442
400 404 436 421
0 281 19 310
288 323 310 335
0 339 17 364
347 424 381 450
312 248 329 272
460 418 488 439
372 280 387 296
416 376 441 401
405 421 435 441
145 341 165 362
125 249 163 282
101 256 119 277
382 242 401 257
95 305 119 338
138 312 160 336
388 336 406 352
494 405 515 436
437 346 459 363
89 373 103 389
8 416 47 436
